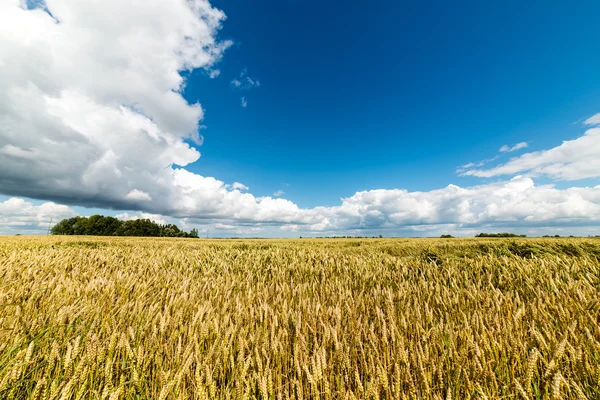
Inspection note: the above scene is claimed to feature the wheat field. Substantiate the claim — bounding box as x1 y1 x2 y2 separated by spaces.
0 236 599 399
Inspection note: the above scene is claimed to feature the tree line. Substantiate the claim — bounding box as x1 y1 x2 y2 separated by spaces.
440 233 528 238
51 215 199 238
475 232 527 238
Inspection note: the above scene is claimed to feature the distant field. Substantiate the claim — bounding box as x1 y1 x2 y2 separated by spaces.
1 237 599 399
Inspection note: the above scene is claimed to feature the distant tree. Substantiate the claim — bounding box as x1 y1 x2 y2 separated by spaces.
85 215 123 236
51 215 197 238
160 223 189 237
440 234 454 238
115 219 161 237
475 232 526 238
72 217 91 235
51 216 86 235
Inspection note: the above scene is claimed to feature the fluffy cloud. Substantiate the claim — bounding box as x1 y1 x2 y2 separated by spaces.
3 175 600 236
115 212 168 225
0 197 76 234
273 190 285 197
126 189 152 202
322 176 600 231
229 182 249 191
169 175 600 235
0 0 231 211
499 142 528 152
169 169 307 221
462 120 600 180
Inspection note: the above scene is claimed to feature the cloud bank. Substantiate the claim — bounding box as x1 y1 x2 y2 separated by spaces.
318 176 600 233
4 172 600 235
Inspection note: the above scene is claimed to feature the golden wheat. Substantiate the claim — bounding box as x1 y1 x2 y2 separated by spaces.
0 236 599 399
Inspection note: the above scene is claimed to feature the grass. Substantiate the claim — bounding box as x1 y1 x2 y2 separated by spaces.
0 236 599 399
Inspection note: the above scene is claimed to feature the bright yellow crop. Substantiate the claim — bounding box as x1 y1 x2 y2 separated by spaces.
0 236 599 399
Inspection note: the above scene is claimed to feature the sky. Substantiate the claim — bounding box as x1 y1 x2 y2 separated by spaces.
1 0 600 237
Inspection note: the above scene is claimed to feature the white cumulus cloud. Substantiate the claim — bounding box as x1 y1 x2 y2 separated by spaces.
0 0 231 212
0 197 76 234
126 189 152 202
230 182 249 191
172 175 600 235
115 212 168 225
3 174 600 236
462 121 600 180
322 176 600 231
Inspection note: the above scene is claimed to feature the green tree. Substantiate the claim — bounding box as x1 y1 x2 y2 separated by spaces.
51 216 89 235
475 232 526 238
51 216 196 238
86 215 123 236
115 219 161 237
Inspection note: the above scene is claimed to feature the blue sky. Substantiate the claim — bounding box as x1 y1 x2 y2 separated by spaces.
184 0 600 206
1 0 600 236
